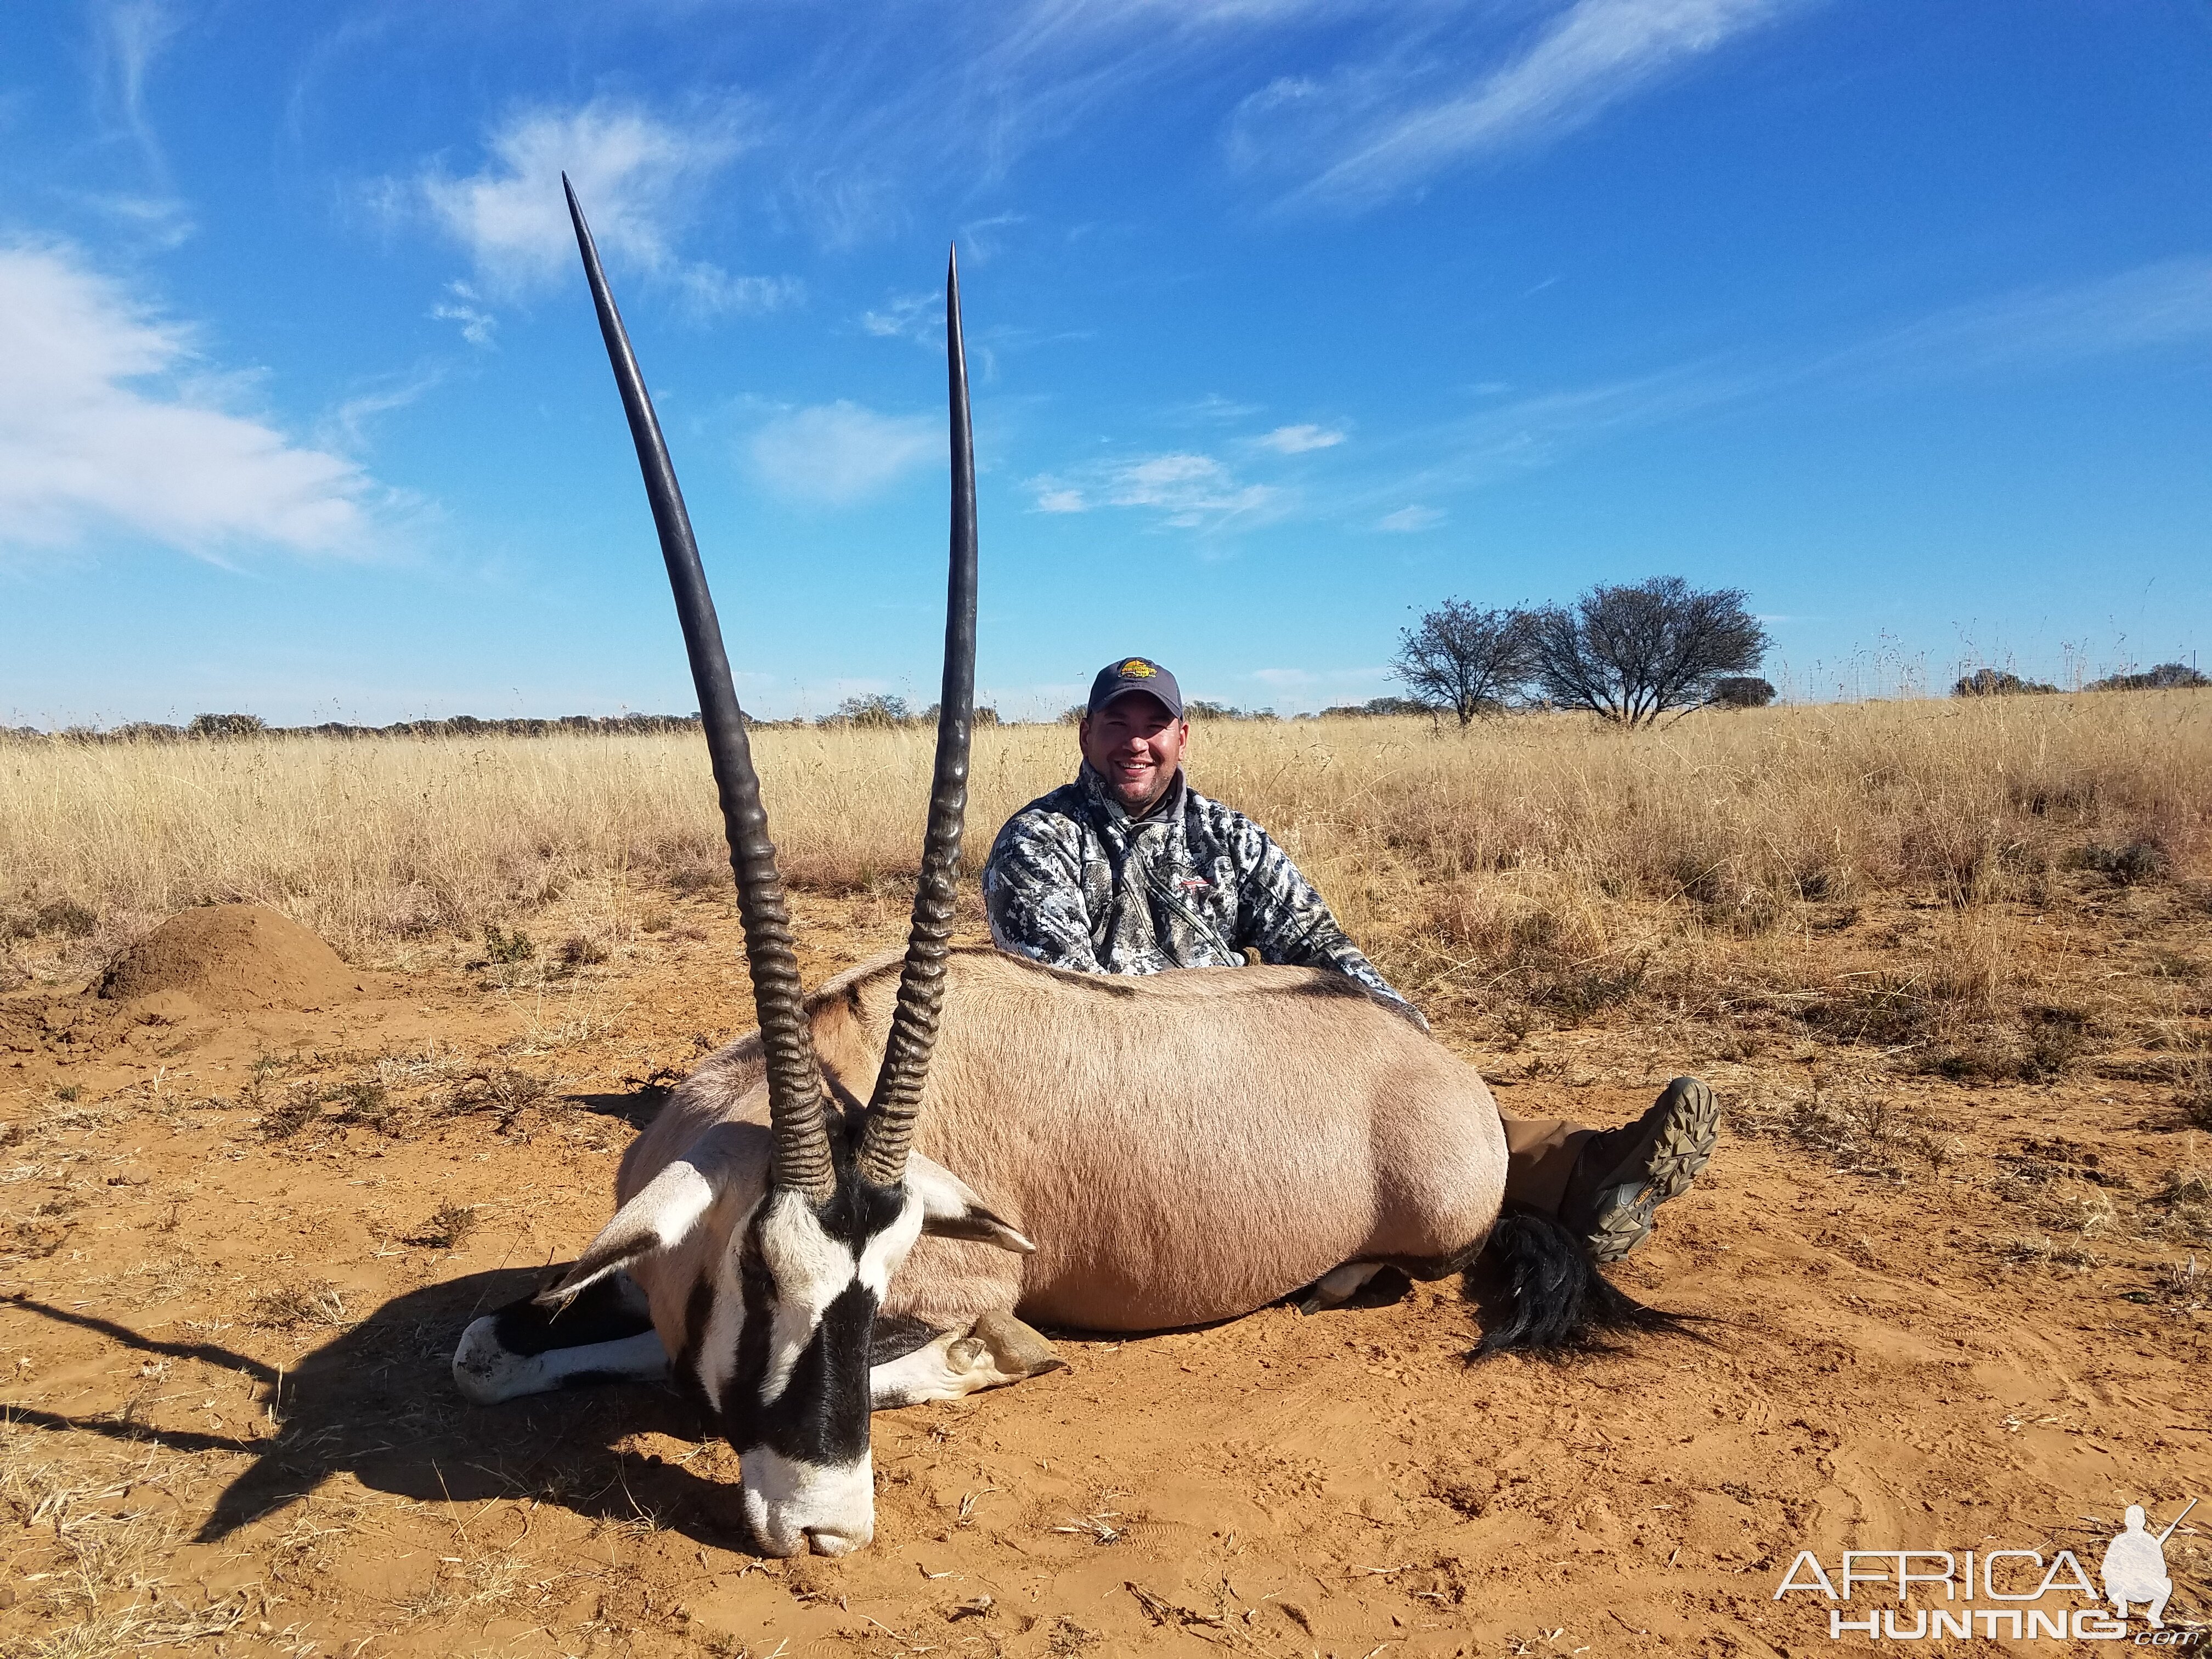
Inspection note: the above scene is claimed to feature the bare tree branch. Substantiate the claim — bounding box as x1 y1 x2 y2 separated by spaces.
1391 600 1534 727
1527 578 1769 728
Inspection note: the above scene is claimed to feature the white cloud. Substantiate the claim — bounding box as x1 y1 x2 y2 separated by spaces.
398 100 795 310
92 0 183 174
958 211 1029 264
860 290 942 345
677 264 803 320
1031 450 1281 531
1165 393 1265 426
431 280 496 348
747 401 938 506
1249 0 1809 212
1832 255 2212 382
0 242 383 560
1376 504 1443 532
318 365 444 455
1342 256 2212 518
1257 422 1345 453
768 0 1342 245
1105 453 1278 527
1242 664 1396 713
78 190 194 250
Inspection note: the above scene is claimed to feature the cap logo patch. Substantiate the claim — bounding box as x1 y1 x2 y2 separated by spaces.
1120 659 1155 677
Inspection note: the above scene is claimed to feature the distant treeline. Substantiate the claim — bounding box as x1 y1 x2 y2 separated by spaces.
1953 663 2209 698
2 712 720 744
3 704 1020 742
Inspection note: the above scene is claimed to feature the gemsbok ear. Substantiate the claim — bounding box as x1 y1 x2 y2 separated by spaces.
537 1123 757 1306
907 1153 1036 1254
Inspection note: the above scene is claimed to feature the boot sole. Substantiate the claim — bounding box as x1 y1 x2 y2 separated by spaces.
1585 1077 1719 1264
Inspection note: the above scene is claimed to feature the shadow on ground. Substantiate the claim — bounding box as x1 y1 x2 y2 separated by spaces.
6 1273 739 1547
565 1081 670 1131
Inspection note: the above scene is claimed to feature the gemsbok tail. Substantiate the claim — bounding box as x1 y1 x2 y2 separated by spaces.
1470 1207 1699 1357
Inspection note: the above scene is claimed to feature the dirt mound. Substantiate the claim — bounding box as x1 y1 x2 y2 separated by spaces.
95 904 361 1012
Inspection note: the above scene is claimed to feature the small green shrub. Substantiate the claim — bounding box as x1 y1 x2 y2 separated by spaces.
482 923 536 964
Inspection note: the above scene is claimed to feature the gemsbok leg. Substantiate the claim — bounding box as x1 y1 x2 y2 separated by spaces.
458 1286 1060 1412
453 1271 667 1404
868 1312 1065 1407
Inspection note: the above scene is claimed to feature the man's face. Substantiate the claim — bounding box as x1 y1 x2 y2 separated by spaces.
1079 692 1188 812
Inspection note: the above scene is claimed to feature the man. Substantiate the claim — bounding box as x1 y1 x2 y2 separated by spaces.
983 654 1718 1263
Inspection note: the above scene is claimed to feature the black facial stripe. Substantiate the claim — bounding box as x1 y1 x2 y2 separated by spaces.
724 1242 879 1465
715 1177 908 1469
672 1271 716 1418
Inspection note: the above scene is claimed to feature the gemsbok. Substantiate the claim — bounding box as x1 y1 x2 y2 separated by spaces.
453 180 1677 1558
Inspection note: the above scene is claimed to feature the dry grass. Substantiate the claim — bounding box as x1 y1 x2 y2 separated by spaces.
0 1424 250 1659
2 692 2207 1014
1731 1078 1963 1180
414 1199 479 1250
246 1278 353 1330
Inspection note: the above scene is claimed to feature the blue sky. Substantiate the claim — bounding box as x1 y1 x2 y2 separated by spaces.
3 0 2208 725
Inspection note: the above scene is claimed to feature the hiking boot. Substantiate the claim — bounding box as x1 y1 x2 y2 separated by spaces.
1560 1077 1718 1263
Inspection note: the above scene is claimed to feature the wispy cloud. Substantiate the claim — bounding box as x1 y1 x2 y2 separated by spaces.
89 0 183 176
958 211 1029 264
765 0 1341 245
1376 504 1443 531
1256 422 1345 453
1346 255 2212 512
1028 450 1281 531
76 189 194 250
747 401 939 506
860 289 942 346
1243 664 1395 712
1829 255 2212 383
430 281 496 349
317 365 445 456
1242 0 1810 213
1346 363 1754 510
388 100 798 314
0 242 386 560
677 265 803 320
1164 393 1265 426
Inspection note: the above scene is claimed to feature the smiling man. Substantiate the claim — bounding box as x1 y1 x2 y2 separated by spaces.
983 655 1719 1263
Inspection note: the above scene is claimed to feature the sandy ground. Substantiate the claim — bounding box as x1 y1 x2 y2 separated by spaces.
3 889 2207 1658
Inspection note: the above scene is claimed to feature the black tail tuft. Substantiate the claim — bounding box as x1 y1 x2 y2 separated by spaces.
1468 1207 1699 1359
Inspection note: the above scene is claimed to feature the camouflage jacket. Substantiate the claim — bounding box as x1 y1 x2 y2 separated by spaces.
981 764 1424 1027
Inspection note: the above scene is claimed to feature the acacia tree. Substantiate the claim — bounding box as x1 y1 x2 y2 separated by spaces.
1526 577 1769 727
1391 600 1534 726
1708 675 1776 709
828 693 909 727
1951 668 2056 697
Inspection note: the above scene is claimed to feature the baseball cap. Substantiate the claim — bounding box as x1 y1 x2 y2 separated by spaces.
1086 656 1184 720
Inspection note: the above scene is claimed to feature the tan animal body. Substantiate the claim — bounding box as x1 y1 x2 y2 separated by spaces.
622 947 1506 1343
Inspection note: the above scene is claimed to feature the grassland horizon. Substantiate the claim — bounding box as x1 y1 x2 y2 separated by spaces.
6 690 2206 1039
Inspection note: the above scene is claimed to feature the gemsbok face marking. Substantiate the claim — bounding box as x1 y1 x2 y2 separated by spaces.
543 174 984 1552
719 1177 912 1554
533 1132 1032 1554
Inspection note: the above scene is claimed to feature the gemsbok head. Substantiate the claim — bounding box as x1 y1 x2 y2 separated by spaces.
541 178 1016 1555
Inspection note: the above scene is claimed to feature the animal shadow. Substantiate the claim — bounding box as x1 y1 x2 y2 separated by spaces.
565 1081 670 1132
8 1270 739 1546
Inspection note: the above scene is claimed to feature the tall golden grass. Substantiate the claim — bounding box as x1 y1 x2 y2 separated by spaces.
3 692 2206 1002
